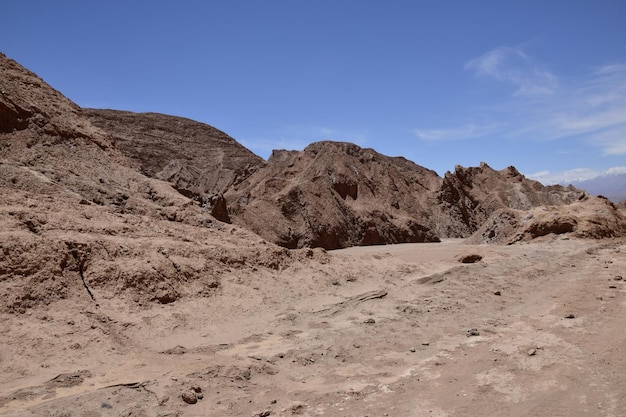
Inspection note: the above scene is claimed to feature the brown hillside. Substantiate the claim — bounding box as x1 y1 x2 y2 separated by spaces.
227 141 442 249
0 52 319 312
225 144 587 248
83 109 265 196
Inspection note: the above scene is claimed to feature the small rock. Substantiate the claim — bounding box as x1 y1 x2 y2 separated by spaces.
363 318 376 324
421 342 430 346
493 291 501 296
196 393 204 400
410 347 416 352
609 285 617 289
466 328 480 337
181 391 197 405
458 254 482 263
565 314 575 319
191 385 202 393
614 276 623 281
256 411 271 417
270 399 277 404
527 348 537 356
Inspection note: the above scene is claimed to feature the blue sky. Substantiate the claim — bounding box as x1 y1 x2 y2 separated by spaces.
2 1 626 183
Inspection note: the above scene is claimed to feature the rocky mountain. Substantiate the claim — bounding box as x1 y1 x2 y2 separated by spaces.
226 141 442 248
82 107 587 249
225 145 585 249
83 110 264 193
0 52 315 312
2 50 624 264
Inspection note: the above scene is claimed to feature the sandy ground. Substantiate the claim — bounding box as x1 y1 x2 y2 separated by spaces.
1 237 625 417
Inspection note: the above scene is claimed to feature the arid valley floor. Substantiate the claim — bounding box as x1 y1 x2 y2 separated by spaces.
2 237 625 417
2 51 626 417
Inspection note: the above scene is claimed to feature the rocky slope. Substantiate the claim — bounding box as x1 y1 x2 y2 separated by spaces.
469 195 626 244
0 52 320 312
2 50 624 259
226 141 443 248
83 109 265 222
84 105 588 249
226 147 586 248
435 163 584 237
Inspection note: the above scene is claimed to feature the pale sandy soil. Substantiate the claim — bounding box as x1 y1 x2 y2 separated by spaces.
1 237 625 417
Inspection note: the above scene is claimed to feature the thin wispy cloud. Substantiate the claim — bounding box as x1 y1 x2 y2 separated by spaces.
415 47 626 158
464 46 558 96
529 166 626 184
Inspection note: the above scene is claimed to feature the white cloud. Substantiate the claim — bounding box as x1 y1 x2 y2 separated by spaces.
465 46 558 96
418 48 626 158
528 166 626 185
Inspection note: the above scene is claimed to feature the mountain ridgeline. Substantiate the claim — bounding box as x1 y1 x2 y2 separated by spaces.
3 52 625 253
84 107 587 249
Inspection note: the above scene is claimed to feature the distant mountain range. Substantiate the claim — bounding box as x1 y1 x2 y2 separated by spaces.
570 174 626 203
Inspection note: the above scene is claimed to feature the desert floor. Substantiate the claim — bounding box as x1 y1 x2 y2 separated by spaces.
1 237 625 417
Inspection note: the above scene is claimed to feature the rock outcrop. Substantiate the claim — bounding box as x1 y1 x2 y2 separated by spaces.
469 195 626 244
226 141 442 249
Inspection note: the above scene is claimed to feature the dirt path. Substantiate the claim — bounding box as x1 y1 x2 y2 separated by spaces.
1 238 625 416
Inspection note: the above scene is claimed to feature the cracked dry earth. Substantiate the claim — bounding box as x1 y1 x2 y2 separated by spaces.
1 238 625 417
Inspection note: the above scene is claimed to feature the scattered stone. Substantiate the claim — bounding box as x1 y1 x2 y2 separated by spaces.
614 275 623 281
494 291 501 296
270 399 277 404
527 348 537 356
466 328 480 336
255 411 271 417
421 342 430 346
163 345 187 355
181 391 198 404
410 347 416 352
363 318 376 324
458 254 482 263
609 285 617 289
565 314 575 319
